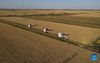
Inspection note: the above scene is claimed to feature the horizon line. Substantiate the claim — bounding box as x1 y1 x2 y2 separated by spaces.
0 8 100 10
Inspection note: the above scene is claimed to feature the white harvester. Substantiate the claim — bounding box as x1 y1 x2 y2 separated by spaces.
58 32 69 39
27 24 32 28
43 28 52 33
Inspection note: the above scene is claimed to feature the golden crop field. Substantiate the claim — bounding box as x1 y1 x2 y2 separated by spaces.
0 22 99 63
1 17 100 44
0 10 70 16
0 10 100 63
0 10 100 17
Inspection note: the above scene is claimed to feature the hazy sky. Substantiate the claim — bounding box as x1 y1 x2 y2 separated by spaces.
0 0 100 9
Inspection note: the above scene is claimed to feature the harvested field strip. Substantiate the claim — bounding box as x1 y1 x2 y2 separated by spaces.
0 19 100 53
0 19 82 46
1 17 100 45
0 22 79 63
0 22 99 63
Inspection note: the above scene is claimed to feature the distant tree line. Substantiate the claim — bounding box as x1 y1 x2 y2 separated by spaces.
0 13 76 17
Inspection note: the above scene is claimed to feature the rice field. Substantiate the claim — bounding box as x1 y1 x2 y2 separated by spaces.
0 10 100 63
25 15 100 29
1 17 100 45
0 22 99 63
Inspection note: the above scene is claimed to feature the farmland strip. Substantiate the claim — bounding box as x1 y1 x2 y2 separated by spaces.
0 19 82 46
0 19 100 53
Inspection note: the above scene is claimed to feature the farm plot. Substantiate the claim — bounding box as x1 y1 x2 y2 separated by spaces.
0 19 100 63
0 10 76 17
0 22 76 63
1 17 100 45
0 22 99 63
25 16 100 29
